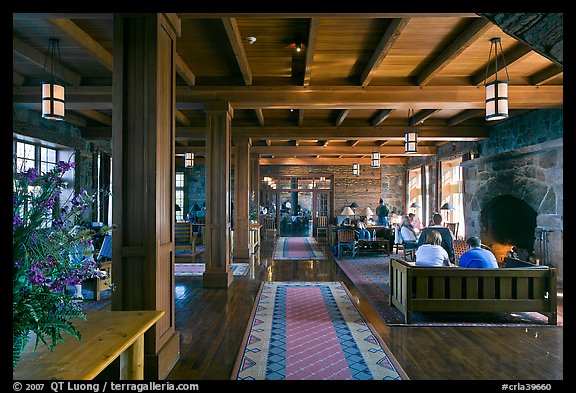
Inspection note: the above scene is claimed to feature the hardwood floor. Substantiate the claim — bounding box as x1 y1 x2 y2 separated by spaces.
89 237 564 381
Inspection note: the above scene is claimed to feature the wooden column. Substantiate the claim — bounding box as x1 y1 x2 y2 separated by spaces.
233 136 251 260
251 153 261 221
111 13 181 379
203 101 234 288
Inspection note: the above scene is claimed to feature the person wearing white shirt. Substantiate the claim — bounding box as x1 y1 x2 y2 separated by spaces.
416 230 453 267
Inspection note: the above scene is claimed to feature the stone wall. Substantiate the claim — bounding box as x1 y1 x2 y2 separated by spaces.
461 109 563 285
260 164 389 220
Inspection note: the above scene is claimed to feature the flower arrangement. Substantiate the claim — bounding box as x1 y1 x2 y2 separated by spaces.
13 160 114 368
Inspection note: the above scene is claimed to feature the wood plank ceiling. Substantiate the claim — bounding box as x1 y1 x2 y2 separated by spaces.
12 13 563 166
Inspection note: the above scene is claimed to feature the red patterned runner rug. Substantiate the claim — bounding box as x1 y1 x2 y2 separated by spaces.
231 281 409 380
273 237 326 260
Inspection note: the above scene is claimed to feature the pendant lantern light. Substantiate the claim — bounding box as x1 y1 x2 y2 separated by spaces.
484 37 509 121
404 109 417 153
41 38 65 121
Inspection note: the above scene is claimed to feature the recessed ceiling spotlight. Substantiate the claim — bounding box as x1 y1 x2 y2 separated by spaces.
245 36 257 44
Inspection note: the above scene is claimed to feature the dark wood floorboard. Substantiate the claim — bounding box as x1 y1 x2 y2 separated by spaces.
87 237 564 381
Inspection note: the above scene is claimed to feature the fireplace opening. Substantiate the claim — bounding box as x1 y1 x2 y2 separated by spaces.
480 195 537 262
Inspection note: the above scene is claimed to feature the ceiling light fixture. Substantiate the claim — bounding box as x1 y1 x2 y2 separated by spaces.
185 150 194 168
404 109 418 154
245 36 257 44
371 146 380 168
484 37 509 121
41 38 65 121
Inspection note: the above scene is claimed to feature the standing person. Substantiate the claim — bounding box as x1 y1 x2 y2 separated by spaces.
458 236 499 268
375 198 389 227
415 230 453 267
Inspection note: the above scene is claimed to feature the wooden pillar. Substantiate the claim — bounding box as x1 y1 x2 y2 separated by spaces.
233 136 251 260
111 13 181 379
203 101 234 288
251 153 260 221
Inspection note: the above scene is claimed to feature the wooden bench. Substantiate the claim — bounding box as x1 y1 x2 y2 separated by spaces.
13 310 164 380
389 258 557 324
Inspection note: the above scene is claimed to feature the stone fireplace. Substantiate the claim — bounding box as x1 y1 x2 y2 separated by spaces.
480 195 537 262
462 138 563 285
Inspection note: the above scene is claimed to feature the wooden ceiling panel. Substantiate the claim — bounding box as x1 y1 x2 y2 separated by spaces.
12 13 563 163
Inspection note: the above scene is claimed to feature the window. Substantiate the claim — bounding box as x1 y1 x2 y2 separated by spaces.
407 167 423 226
440 157 464 237
175 172 185 221
14 140 59 227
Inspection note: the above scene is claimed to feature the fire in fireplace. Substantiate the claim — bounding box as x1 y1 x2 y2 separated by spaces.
480 195 537 262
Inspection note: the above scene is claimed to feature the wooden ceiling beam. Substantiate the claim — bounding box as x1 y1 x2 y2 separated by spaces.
303 18 319 87
49 18 113 71
371 109 394 126
221 17 253 86
13 72 25 86
175 110 191 127
74 109 112 126
415 18 492 86
335 109 349 127
530 64 563 85
13 85 563 110
360 18 410 87
81 125 490 140
411 109 441 125
13 36 82 86
174 85 562 109
175 53 196 86
178 13 480 19
471 43 532 86
259 157 408 165
447 109 484 125
174 145 436 156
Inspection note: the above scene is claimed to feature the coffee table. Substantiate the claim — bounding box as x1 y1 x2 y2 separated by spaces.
358 239 390 256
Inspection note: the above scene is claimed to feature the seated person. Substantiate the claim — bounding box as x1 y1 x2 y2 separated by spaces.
458 236 499 268
415 230 453 267
400 215 418 250
355 220 371 240
417 213 455 262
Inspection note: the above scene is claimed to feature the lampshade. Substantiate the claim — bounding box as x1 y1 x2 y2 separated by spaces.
175 204 181 211
484 37 509 121
361 207 374 217
341 206 354 216
192 203 201 212
350 202 359 209
41 38 65 121
404 109 417 153
440 203 455 211
352 163 360 176
410 202 421 209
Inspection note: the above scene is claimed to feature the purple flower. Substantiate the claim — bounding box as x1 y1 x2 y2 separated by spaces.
57 161 75 172
20 167 38 182
13 214 24 229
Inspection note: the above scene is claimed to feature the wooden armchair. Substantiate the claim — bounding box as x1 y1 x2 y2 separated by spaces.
316 216 328 238
263 217 277 239
337 228 358 258
175 221 197 253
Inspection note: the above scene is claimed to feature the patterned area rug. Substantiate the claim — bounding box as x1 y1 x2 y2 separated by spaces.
232 281 409 380
334 255 562 326
273 237 326 260
175 246 205 262
174 263 250 276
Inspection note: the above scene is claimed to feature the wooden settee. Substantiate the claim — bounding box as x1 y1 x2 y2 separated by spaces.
389 258 557 324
